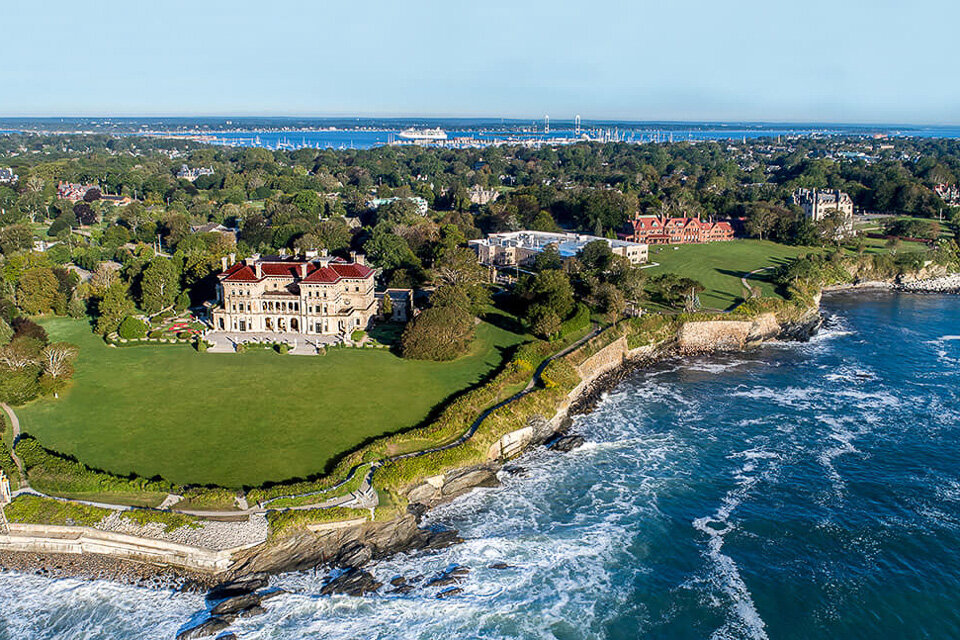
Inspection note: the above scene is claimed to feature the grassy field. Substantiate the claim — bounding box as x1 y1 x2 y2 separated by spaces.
17 316 527 487
644 239 821 310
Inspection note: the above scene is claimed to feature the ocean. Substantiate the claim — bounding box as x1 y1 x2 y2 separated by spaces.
2 291 959 639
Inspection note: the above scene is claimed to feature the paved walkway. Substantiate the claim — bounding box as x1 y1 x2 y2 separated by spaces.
1 402 27 486
741 266 774 299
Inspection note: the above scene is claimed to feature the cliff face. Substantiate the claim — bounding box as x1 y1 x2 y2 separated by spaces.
226 512 463 577
676 313 781 354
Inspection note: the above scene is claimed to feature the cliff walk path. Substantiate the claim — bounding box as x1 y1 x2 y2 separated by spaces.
1 402 27 486
741 266 775 299
386 323 605 465
1 325 603 523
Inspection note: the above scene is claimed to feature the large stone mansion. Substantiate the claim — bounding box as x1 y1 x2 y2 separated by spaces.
212 252 376 336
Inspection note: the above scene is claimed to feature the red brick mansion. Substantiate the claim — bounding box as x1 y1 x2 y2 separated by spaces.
625 216 735 245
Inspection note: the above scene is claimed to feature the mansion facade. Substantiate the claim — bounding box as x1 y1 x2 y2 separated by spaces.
212 253 377 337
626 216 735 245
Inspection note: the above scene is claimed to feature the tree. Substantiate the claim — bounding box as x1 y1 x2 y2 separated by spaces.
73 201 98 226
432 247 489 314
16 266 60 314
516 269 575 322
647 273 705 307
0 337 42 370
140 259 179 313
528 304 562 339
380 292 393 319
40 342 78 380
0 224 34 256
400 305 475 361
95 281 135 334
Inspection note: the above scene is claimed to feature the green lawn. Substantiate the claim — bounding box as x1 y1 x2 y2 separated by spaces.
17 316 526 488
645 239 821 310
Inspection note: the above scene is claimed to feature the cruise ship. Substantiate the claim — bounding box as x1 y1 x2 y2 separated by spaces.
397 127 448 140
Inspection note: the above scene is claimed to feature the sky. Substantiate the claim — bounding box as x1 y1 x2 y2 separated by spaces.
1 0 957 124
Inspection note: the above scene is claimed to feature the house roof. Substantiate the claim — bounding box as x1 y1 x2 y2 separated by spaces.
221 259 373 284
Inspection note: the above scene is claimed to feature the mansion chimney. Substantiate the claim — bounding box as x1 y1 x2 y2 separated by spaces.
221 256 228 272
255 261 263 279
300 262 308 278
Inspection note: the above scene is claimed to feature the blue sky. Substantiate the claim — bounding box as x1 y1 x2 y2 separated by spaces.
2 0 956 124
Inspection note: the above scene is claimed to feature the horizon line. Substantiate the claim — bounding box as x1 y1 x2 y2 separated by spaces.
0 114 958 129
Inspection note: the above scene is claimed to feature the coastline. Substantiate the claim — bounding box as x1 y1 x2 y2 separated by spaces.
2 277 957 591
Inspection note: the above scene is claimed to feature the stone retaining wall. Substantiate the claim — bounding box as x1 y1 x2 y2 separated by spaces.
0 523 258 573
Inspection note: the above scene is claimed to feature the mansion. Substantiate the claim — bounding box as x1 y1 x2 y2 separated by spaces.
212 252 377 337
626 216 735 245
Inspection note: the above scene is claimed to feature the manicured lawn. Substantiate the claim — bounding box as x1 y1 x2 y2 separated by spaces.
17 316 526 488
645 240 821 310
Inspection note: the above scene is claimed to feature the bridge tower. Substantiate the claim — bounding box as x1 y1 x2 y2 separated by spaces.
544 115 549 135
575 114 581 137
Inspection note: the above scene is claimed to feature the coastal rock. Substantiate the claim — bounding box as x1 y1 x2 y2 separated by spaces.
549 435 585 453
389 583 416 594
489 562 514 570
331 540 373 568
211 592 262 616
319 568 382 597
436 587 464 598
440 466 500 497
406 502 428 520
176 617 231 640
239 605 267 618
207 576 268 602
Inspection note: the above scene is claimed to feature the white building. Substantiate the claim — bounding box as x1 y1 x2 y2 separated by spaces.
469 230 648 266
0 168 18 184
366 196 429 216
177 165 216 182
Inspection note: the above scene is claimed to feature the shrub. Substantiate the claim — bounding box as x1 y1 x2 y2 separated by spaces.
118 316 148 340
195 339 208 352
0 367 42 405
11 317 48 344
351 330 366 342
274 342 290 354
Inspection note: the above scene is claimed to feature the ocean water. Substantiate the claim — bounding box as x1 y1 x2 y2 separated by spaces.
2 291 959 639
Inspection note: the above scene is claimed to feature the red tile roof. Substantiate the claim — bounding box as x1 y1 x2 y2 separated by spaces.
220 260 373 284
221 263 259 281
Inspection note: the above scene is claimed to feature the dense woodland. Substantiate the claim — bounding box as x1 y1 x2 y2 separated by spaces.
1 134 960 394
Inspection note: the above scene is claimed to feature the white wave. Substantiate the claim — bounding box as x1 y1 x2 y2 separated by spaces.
0 573 199 639
688 449 779 640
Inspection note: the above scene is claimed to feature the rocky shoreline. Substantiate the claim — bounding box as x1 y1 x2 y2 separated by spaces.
0 549 218 591
0 285 897 606
895 273 960 294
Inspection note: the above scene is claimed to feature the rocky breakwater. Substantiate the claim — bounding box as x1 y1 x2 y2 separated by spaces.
896 273 960 294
